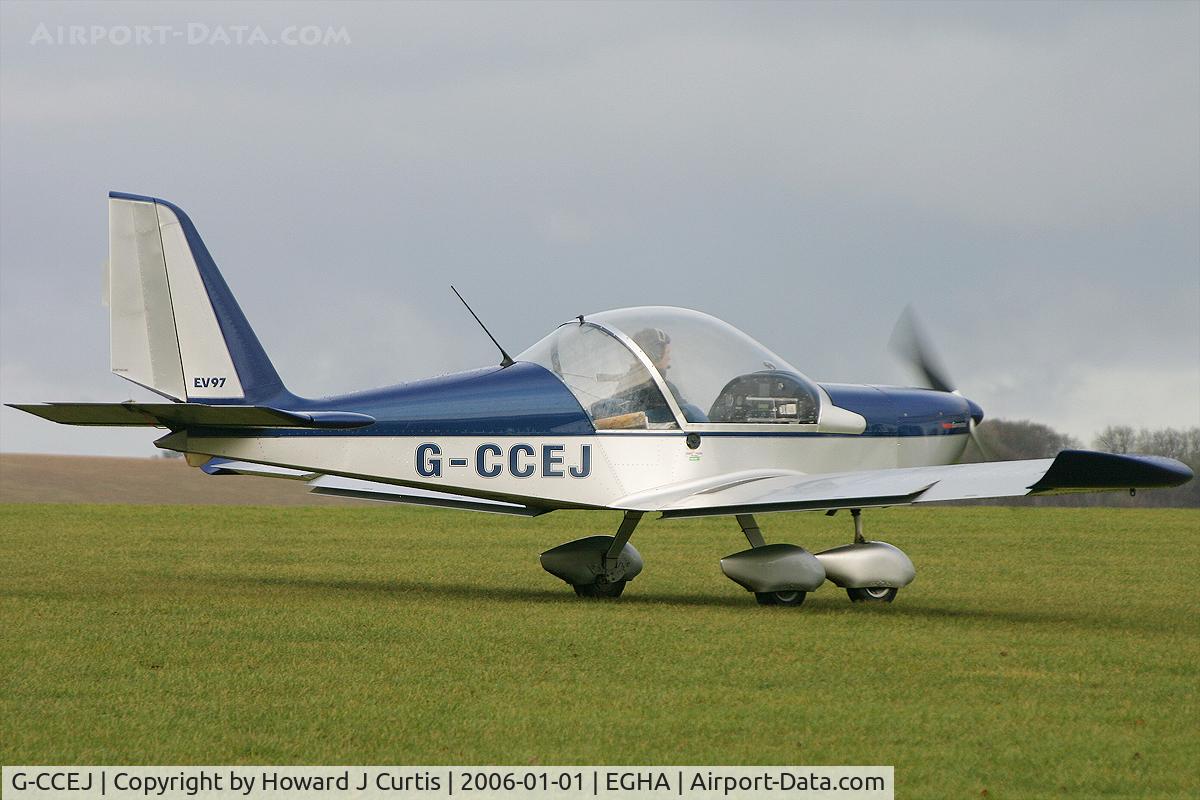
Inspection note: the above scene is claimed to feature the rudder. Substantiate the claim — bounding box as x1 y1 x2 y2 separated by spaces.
107 192 286 403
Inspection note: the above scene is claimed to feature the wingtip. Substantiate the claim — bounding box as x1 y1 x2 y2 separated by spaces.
1032 449 1194 492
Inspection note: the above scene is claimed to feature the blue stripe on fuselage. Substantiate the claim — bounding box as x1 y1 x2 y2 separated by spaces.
192 362 595 438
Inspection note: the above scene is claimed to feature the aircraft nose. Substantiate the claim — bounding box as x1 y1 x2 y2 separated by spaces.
965 398 984 425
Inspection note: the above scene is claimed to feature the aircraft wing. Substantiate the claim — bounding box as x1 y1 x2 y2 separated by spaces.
613 450 1193 518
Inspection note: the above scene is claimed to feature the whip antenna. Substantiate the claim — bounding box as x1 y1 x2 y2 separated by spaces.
450 285 514 368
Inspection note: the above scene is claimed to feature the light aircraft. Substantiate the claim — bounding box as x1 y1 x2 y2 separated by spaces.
11 193 1193 607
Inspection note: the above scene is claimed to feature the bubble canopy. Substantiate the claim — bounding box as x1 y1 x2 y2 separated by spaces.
518 306 822 429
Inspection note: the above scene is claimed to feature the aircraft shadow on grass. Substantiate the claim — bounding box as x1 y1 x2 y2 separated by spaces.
195 573 1153 632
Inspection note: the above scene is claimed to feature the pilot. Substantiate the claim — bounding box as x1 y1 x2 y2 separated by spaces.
616 328 707 423
633 327 673 375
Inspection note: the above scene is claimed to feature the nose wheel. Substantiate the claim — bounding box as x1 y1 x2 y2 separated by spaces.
817 509 913 604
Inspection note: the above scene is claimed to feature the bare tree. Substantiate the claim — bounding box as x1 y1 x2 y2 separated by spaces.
1094 425 1137 454
969 419 1081 462
1136 428 1191 462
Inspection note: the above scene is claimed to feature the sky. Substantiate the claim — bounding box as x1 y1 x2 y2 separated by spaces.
1 0 1197 456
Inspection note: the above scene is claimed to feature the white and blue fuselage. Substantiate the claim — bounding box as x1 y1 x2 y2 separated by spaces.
171 361 979 512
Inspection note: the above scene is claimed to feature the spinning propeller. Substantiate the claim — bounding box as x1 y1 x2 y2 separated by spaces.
889 306 992 460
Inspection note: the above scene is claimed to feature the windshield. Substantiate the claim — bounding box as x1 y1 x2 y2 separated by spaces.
518 322 679 430
588 307 820 424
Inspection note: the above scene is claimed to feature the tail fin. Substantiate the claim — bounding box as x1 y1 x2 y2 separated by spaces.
107 192 286 403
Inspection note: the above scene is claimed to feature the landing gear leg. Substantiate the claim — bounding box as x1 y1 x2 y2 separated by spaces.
736 514 766 548
733 514 814 607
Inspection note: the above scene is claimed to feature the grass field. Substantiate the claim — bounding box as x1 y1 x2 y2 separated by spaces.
2 503 1197 798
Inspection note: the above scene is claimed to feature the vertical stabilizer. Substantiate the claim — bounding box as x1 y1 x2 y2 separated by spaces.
107 192 286 403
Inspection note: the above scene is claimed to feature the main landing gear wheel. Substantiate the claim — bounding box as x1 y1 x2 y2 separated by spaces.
847 586 898 603
541 512 645 600
755 590 807 607
574 579 626 599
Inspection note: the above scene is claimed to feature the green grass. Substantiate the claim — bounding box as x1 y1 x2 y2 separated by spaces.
2 504 1197 798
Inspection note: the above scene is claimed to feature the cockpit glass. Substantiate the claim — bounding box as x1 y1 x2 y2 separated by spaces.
587 306 820 425
518 323 679 430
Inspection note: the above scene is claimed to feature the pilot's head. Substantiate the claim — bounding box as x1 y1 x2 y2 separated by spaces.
632 327 672 372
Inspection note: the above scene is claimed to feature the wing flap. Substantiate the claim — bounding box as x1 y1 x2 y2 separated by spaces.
307 475 549 516
200 458 318 480
197 458 549 515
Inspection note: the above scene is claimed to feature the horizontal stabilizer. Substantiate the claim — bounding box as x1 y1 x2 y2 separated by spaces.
7 403 374 429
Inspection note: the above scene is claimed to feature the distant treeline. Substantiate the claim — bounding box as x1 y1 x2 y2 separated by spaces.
964 420 1200 507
